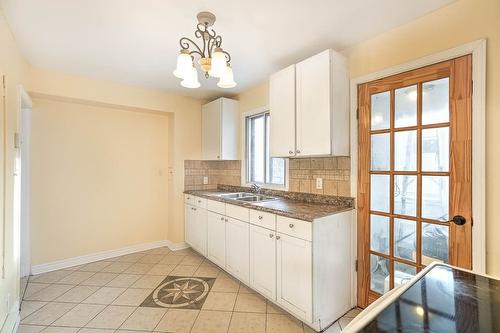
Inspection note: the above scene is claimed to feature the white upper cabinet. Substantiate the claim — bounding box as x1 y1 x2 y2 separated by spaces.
270 65 296 157
202 97 239 160
269 49 349 157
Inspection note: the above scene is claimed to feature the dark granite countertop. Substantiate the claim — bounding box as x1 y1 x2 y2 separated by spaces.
184 185 355 222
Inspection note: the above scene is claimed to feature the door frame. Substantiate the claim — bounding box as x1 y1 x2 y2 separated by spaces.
348 39 487 307
17 85 32 278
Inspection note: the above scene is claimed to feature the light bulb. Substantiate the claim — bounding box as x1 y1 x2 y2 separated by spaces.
181 65 200 89
173 50 192 79
209 47 227 78
217 64 237 89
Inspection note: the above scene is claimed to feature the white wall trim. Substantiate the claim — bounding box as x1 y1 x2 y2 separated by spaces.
0 301 19 333
31 240 190 275
349 39 487 305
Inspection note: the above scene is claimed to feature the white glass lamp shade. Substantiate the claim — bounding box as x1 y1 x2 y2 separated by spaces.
217 65 237 88
173 50 192 79
209 47 227 78
181 65 200 88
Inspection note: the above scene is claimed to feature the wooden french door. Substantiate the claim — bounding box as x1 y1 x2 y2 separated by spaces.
357 55 472 307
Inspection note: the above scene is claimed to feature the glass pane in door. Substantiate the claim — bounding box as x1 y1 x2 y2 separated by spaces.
394 175 417 217
422 223 449 264
422 78 449 125
371 133 390 171
371 175 390 213
422 176 449 221
394 218 416 262
370 215 389 254
395 85 417 127
422 127 449 172
371 91 390 130
394 130 417 171
370 254 390 294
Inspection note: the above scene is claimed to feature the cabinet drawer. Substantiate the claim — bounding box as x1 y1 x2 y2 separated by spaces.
207 199 225 215
185 194 195 205
193 196 207 209
277 216 312 241
249 210 276 230
226 204 249 222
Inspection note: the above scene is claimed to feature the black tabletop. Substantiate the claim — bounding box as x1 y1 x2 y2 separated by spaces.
359 264 500 333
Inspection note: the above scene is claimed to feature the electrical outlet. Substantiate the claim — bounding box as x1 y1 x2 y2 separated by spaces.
316 177 323 190
203 176 209 185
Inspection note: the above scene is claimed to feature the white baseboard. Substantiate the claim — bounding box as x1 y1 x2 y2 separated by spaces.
31 240 190 275
1 301 19 333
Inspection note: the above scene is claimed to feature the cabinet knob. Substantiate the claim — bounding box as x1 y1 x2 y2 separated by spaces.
296 149 301 154
217 155 220 159
225 218 228 222
289 150 294 155
187 196 191 200
276 235 281 240
198 200 202 203
258 216 263 220
192 207 196 211
269 234 274 238
289 223 294 228
220 217 224 221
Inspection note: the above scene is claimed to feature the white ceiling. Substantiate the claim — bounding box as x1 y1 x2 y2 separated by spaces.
1 0 455 99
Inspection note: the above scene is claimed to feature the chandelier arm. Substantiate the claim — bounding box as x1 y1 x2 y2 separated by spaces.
179 37 203 57
222 50 232 63
208 35 222 57
188 50 204 58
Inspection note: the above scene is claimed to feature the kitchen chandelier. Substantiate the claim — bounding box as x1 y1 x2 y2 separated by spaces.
173 11 236 89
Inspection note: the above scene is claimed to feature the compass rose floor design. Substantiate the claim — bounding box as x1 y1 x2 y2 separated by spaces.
140 276 215 309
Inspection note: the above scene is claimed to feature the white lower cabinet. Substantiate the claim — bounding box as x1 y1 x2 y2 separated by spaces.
184 195 353 332
225 217 250 283
207 211 226 268
249 225 276 300
276 233 313 323
185 204 207 256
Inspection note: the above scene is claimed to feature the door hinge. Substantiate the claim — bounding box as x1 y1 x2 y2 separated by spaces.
2 75 5 97
356 108 359 120
355 259 358 272
14 132 20 149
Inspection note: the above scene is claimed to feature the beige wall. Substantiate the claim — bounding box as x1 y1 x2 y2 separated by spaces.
0 9 27 328
236 0 500 276
30 98 170 265
26 67 203 254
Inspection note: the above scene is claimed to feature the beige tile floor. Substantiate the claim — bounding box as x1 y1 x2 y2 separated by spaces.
18 247 360 333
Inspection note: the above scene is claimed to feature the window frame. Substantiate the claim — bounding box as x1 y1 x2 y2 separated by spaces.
241 107 288 190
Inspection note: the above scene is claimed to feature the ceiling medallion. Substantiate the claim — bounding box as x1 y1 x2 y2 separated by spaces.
173 11 236 89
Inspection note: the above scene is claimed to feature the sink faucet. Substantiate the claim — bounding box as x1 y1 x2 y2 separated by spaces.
250 183 261 193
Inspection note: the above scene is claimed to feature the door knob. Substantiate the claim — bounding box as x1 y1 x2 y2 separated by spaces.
451 215 466 225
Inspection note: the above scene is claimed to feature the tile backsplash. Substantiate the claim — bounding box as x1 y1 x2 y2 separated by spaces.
289 157 351 196
184 157 351 196
184 160 241 191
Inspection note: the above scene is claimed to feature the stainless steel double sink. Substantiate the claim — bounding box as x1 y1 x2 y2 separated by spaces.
217 192 278 203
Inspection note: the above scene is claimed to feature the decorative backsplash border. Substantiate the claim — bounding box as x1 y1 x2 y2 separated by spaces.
217 184 354 207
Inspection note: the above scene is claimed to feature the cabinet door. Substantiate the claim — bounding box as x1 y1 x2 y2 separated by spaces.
249 225 276 300
296 49 331 156
207 211 226 268
185 204 195 247
270 65 296 157
276 233 312 322
202 99 222 160
225 217 250 283
192 207 207 256
220 98 238 160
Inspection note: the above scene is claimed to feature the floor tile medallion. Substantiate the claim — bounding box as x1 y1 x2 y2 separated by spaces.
140 276 215 310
